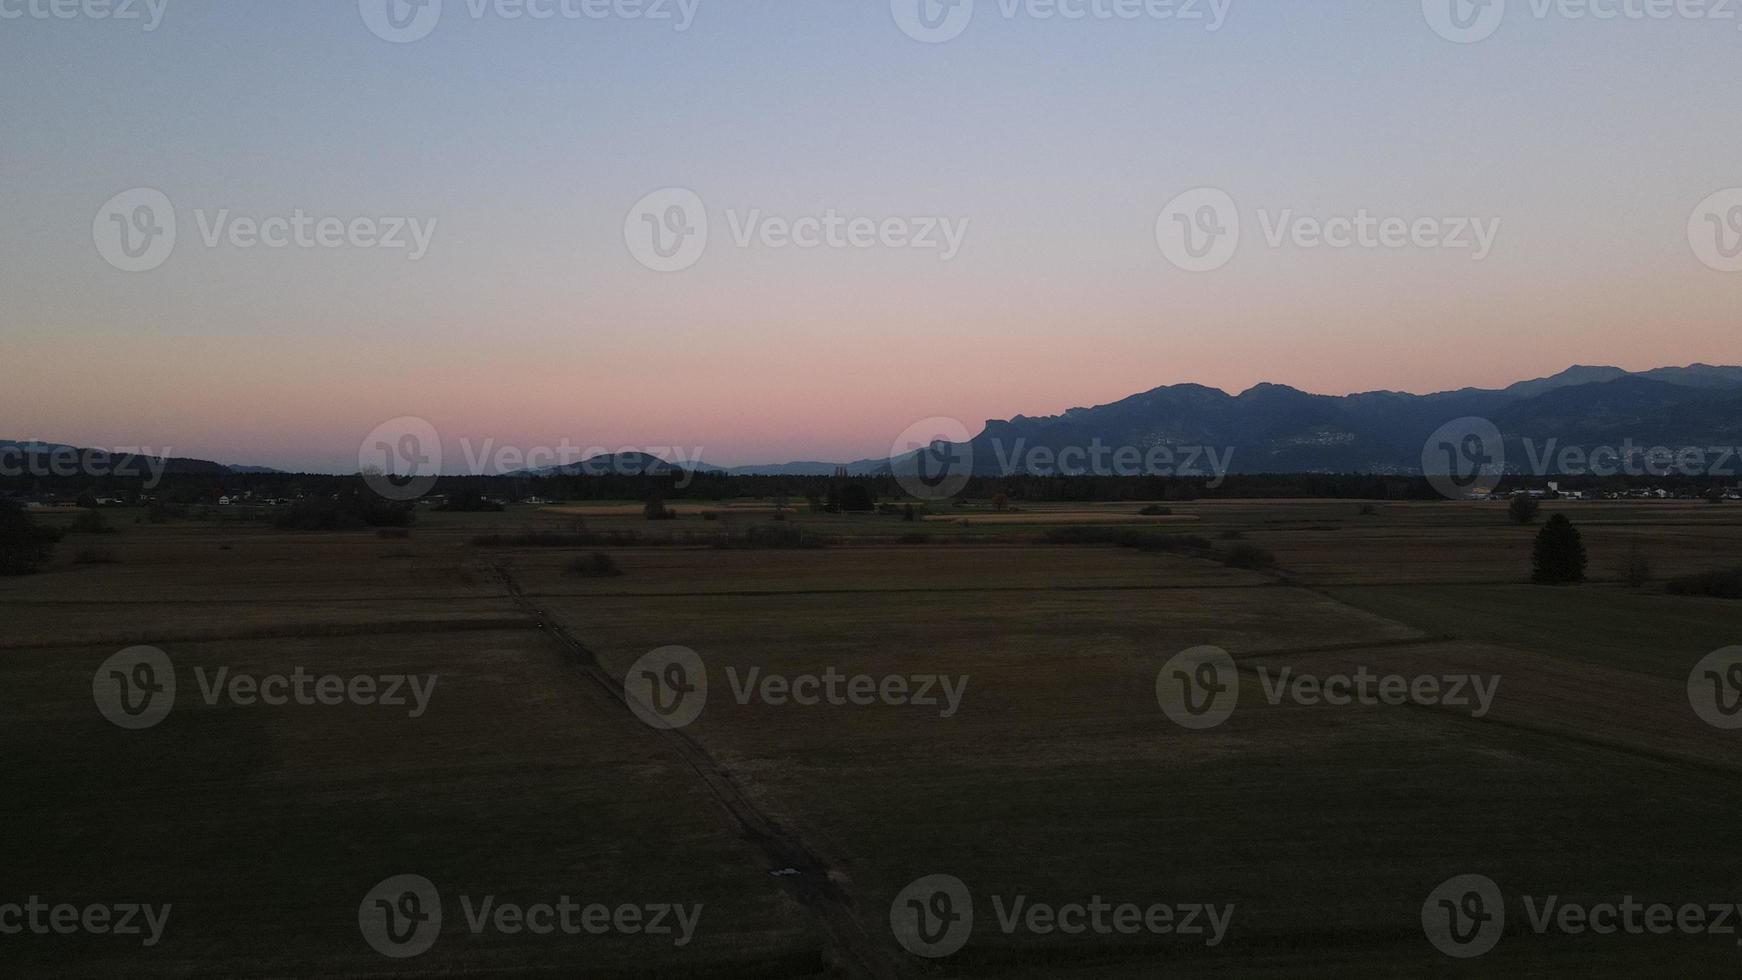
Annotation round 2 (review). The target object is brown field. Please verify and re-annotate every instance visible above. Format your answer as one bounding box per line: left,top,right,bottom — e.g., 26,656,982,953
921,512,1202,525
3,498,1741,977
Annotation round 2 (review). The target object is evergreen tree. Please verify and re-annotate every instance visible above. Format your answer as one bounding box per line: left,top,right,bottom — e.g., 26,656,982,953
1532,513,1587,584
0,501,60,576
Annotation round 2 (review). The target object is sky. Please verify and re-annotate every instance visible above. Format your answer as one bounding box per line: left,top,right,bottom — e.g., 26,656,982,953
4,0,1740,472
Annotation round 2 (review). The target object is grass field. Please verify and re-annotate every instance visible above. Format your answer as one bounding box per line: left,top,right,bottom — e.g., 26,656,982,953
3,498,1740,976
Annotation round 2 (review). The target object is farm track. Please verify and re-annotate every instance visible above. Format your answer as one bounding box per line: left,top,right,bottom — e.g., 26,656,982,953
1268,575,1742,783
493,563,914,980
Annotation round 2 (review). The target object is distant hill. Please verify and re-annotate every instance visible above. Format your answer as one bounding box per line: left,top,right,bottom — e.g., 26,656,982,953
0,441,274,477
927,365,1742,477
511,452,715,478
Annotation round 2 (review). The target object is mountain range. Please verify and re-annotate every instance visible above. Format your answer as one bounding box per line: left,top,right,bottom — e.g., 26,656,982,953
920,363,1742,477
11,364,1742,479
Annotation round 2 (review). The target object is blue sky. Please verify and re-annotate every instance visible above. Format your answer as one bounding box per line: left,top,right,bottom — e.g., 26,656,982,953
4,1,1740,470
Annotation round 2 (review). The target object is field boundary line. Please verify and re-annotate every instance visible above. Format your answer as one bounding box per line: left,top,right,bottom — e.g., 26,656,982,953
0,617,536,651
492,563,914,980
511,582,1277,600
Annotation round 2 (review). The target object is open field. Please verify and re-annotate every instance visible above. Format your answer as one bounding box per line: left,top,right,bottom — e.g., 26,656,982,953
4,499,1741,976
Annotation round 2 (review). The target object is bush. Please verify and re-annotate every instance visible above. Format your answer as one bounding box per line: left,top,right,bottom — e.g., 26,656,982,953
1221,544,1277,570
564,552,624,578
1139,505,1172,516
1531,513,1587,584
73,547,118,565
1041,526,1211,553
1617,546,1652,589
436,492,504,513
0,502,60,575
68,510,115,534
276,494,415,530
1666,568,1742,599
644,497,677,521
1358,504,1379,516
1509,495,1541,525
841,485,876,512
377,528,411,539
472,527,652,548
